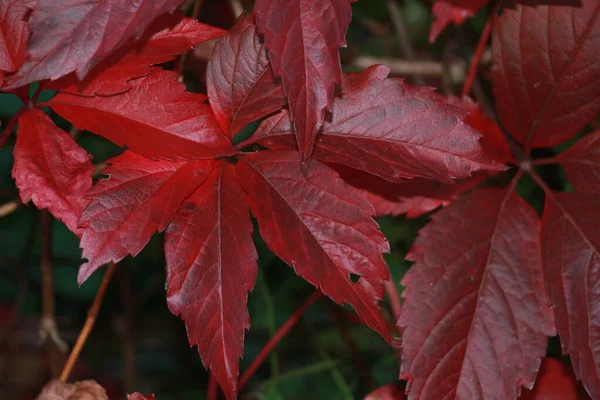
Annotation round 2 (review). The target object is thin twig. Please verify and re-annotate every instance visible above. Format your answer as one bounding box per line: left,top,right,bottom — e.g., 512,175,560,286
461,14,493,97
352,56,465,83
177,0,205,82
383,280,402,322
59,262,118,382
238,290,321,391
40,211,67,379
230,0,244,18
386,0,423,84
0,199,21,218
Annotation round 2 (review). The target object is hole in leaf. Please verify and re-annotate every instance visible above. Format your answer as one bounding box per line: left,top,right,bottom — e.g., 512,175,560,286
349,273,361,284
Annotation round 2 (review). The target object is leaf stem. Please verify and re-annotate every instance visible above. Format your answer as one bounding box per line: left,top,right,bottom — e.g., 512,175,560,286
59,262,117,382
461,13,493,97
0,106,27,149
530,157,559,167
238,290,321,391
208,372,219,400
384,280,402,322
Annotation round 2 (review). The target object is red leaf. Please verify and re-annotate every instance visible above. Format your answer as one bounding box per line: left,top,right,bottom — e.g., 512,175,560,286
206,13,285,137
78,151,213,283
165,163,257,400
51,12,226,96
400,188,555,399
429,0,488,43
542,192,600,398
4,0,185,89
0,0,28,76
253,66,502,183
128,393,156,400
49,70,235,160
520,358,585,400
555,130,600,194
364,382,406,400
236,150,391,339
491,0,600,149
12,109,93,236
254,0,352,162
37,379,108,400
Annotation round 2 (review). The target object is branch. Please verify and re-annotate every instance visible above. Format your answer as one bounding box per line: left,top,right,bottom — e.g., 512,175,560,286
386,0,423,84
352,56,465,83
177,0,205,82
59,262,118,382
238,290,321,391
0,198,22,218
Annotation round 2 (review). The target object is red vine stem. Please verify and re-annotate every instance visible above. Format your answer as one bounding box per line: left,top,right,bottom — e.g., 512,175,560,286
384,280,402,322
238,290,321,391
0,106,27,149
461,12,493,97
59,262,117,382
531,157,560,167
208,372,219,400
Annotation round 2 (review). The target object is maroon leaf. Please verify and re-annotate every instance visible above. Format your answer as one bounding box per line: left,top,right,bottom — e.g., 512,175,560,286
520,358,585,400
206,13,285,137
364,383,406,400
49,70,235,160
252,66,502,183
555,130,600,194
12,109,93,235
429,0,489,43
236,150,390,339
542,192,600,398
492,0,600,150
0,0,28,77
4,0,185,89
78,151,213,283
165,162,257,400
51,12,226,96
400,188,555,399
254,0,352,162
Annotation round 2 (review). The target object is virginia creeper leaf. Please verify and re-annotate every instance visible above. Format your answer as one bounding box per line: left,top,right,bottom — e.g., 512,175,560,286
252,66,502,183
365,383,407,400
4,0,185,89
165,163,257,400
542,192,600,398
429,0,488,43
128,394,155,400
78,151,213,283
12,109,93,236
555,130,600,194
254,0,352,162
400,188,555,399
492,0,600,149
206,13,285,137
0,0,28,76
49,70,235,160
37,379,108,400
51,12,226,96
236,150,391,339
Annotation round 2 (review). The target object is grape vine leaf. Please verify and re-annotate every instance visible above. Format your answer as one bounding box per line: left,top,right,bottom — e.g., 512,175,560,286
12,109,93,236
206,13,285,137
251,66,503,183
4,0,186,89
78,151,214,283
49,70,236,160
50,12,226,96
491,0,600,150
0,0,29,83
399,188,555,399
542,193,600,398
254,0,352,163
236,150,391,339
165,162,257,400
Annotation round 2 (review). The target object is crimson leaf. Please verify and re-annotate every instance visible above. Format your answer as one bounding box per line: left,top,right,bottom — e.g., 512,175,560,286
252,66,501,183
491,0,600,150
429,0,488,43
49,70,235,160
542,192,600,398
4,0,185,89
206,13,285,137
78,151,213,283
0,0,28,81
555,130,600,194
165,162,257,400
235,150,391,339
399,188,555,399
254,0,352,162
51,12,226,96
12,109,93,236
